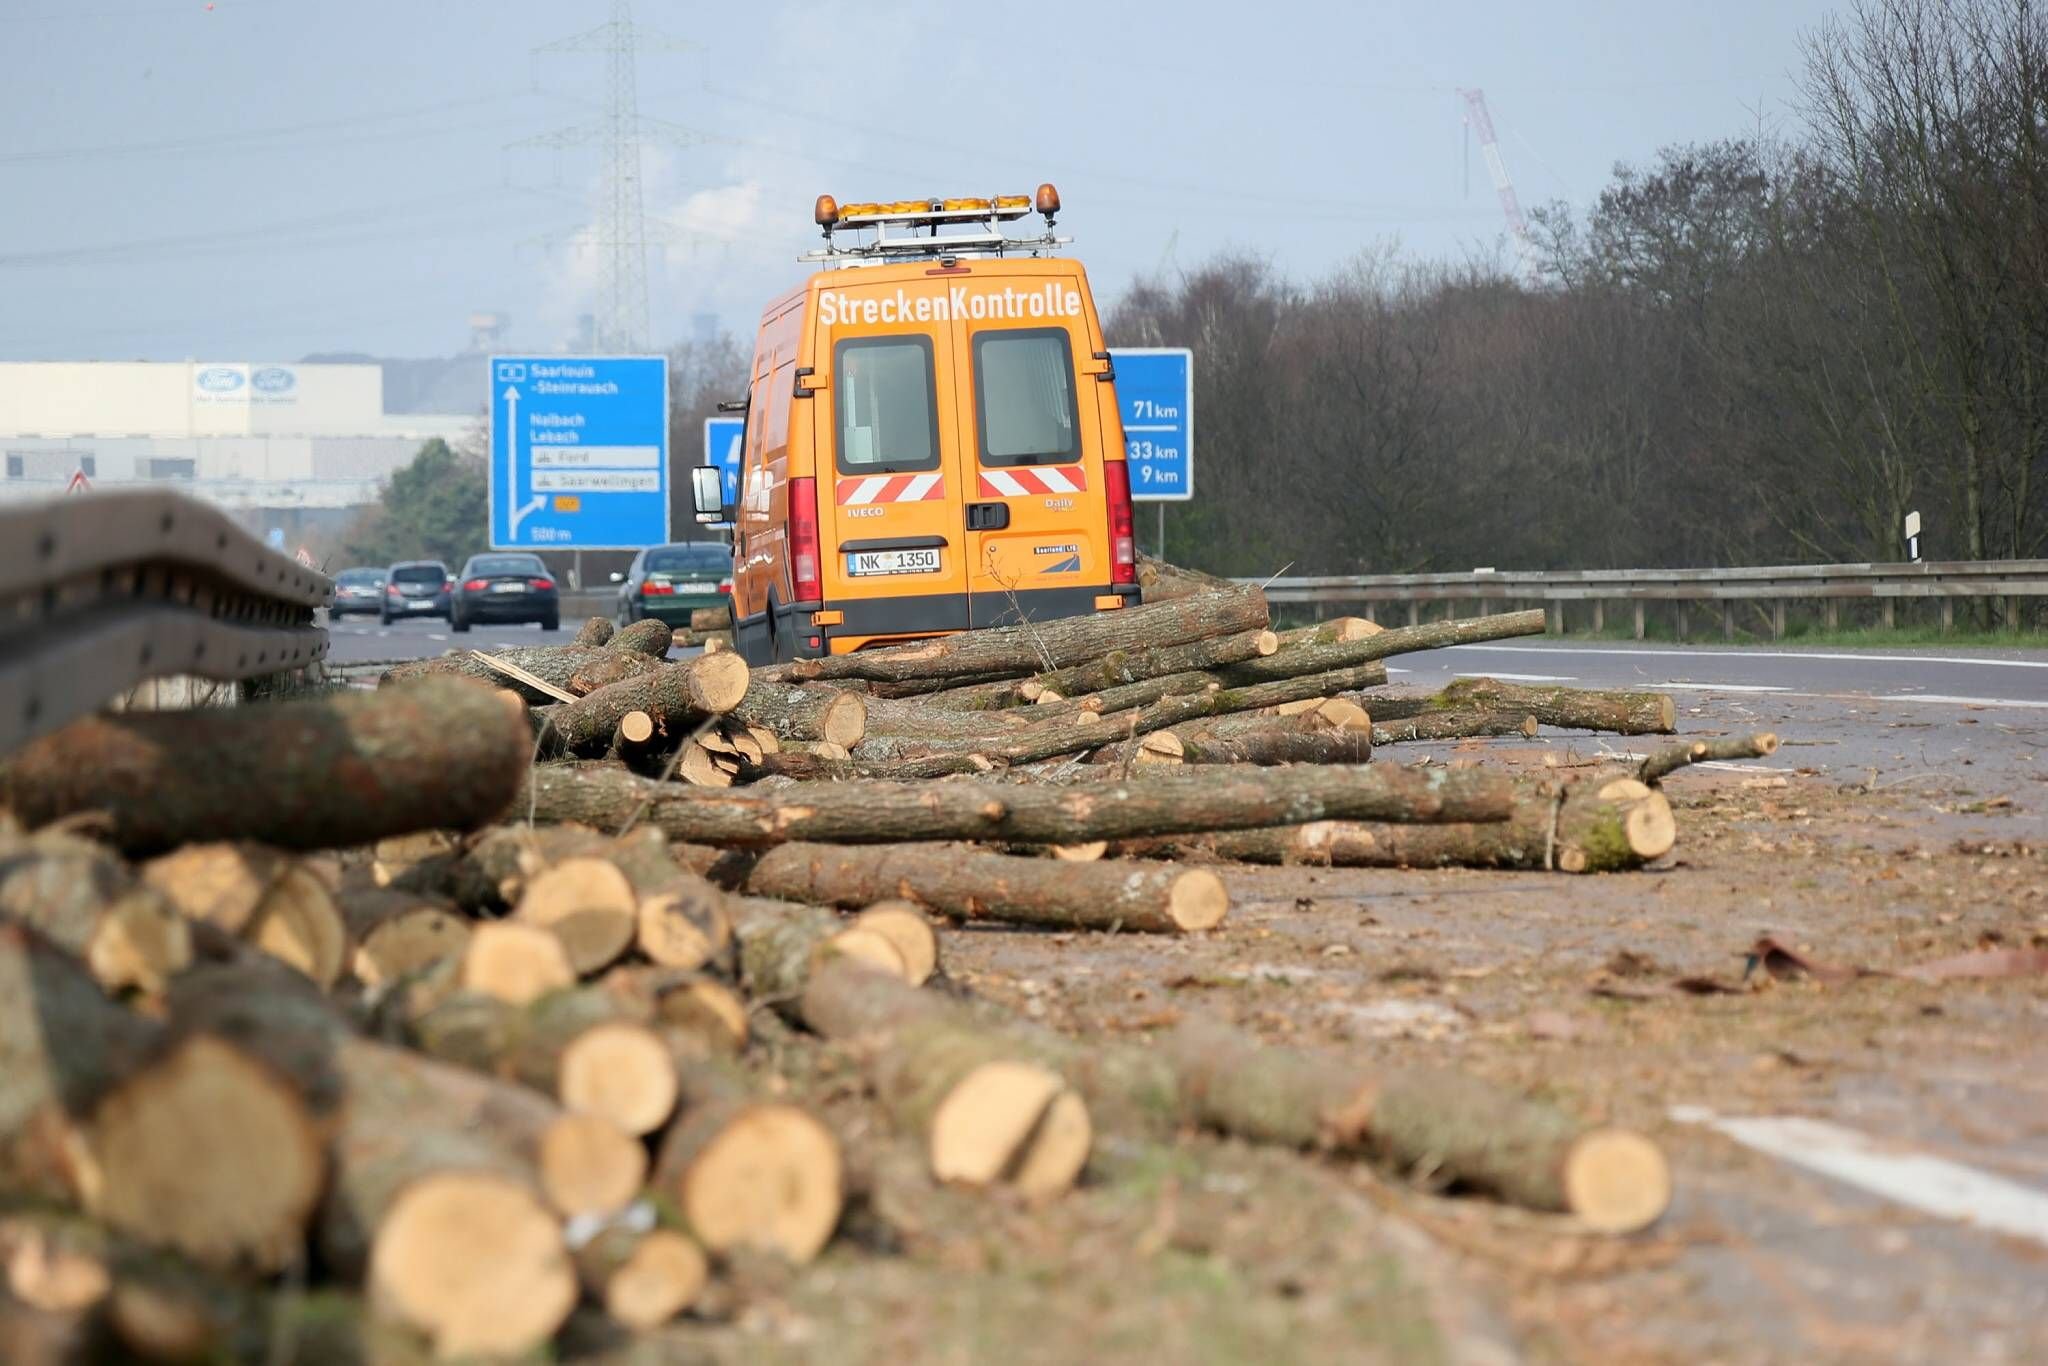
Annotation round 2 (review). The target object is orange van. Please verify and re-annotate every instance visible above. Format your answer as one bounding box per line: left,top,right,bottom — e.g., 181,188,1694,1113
690,186,1139,663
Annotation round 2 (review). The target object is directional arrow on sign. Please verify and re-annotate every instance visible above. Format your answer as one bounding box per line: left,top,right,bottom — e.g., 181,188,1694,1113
502,385,545,538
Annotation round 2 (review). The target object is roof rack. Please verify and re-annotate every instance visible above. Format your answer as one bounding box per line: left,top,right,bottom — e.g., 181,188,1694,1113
800,185,1071,268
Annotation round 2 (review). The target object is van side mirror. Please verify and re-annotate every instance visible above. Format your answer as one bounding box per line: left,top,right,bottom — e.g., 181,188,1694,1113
691,465,733,524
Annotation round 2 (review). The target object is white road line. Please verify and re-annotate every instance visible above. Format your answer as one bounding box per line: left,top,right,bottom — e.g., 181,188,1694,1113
1447,643,2048,670
1656,682,1792,693
427,633,447,642
1877,692,2048,710
1671,1107,2048,1247
1454,671,1576,683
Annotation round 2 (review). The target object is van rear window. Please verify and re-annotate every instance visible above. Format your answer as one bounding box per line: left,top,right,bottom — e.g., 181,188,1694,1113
973,329,1078,467
834,337,938,474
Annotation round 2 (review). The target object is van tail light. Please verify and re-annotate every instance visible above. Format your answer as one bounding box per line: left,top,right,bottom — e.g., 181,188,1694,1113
789,476,823,603
1104,461,1137,585
530,578,554,591
462,578,488,592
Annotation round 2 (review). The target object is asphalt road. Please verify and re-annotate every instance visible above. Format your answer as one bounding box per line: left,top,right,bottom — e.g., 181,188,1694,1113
321,612,575,664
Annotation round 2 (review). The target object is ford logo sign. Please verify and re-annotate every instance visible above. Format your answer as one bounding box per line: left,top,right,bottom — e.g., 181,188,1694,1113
195,366,245,393
251,366,296,394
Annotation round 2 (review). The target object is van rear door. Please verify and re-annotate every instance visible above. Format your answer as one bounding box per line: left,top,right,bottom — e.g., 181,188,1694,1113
954,283,1109,627
814,280,970,639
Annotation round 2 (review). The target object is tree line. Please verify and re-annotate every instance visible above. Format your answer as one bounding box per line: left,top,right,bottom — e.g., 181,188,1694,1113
1112,0,2048,579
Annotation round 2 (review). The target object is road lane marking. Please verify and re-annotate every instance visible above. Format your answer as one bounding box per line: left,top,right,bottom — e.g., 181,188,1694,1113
1656,682,1791,693
1671,1107,2048,1247
1876,693,2048,710
427,634,447,641
1447,644,2048,669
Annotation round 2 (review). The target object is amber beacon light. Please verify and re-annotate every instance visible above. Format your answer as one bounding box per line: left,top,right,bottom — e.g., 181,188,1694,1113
813,194,840,231
1035,182,1061,221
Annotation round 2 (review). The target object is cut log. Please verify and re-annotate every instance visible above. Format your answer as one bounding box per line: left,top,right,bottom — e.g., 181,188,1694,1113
344,892,471,987
750,750,997,782
567,649,666,697
1211,609,1548,687
690,607,732,633
650,1061,842,1264
1371,712,1539,745
745,725,781,756
461,922,575,1005
573,617,615,648
1274,617,1380,646
371,829,459,888
0,923,160,1203
514,858,638,974
748,843,1227,935
0,679,530,856
1116,782,1677,873
702,633,732,654
245,863,349,988
605,830,733,974
1425,677,1675,734
543,653,751,758
608,710,658,760
775,583,1268,684
537,1111,646,1221
732,897,910,1013
1163,1016,1669,1232
380,642,618,701
730,681,869,748
1178,726,1374,766
529,759,1511,848
851,901,940,986
138,843,282,935
1135,553,1235,602
610,617,674,658
0,832,191,993
411,823,610,915
801,960,1090,1197
1639,732,1781,784
509,990,679,1137
574,1223,707,1330
1005,627,1279,704
597,966,750,1057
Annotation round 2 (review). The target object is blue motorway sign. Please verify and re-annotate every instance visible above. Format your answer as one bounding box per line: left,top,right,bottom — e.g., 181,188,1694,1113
490,355,670,549
703,416,744,528
1108,347,1193,501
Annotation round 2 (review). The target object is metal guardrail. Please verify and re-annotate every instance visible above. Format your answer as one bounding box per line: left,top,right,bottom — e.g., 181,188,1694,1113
0,490,331,752
1246,560,2048,638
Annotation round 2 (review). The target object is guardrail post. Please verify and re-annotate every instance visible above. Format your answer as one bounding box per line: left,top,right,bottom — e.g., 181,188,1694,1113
1633,601,1645,641
1546,602,1562,635
1826,600,1839,632
1362,601,1376,625
1676,602,1689,643
1721,605,1733,641
1941,599,1953,634
1406,601,1419,628
1883,599,1895,630
1592,600,1604,634
1772,600,1786,641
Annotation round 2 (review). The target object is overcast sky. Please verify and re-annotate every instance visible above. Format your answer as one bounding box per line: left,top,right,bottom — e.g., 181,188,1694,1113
1,0,1835,364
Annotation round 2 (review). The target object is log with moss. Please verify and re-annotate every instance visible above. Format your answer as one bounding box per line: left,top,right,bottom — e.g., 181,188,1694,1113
1357,677,1676,734
1370,712,1539,745
541,653,751,758
1134,552,1236,603
1003,627,1280,704
0,678,531,856
747,842,1229,935
1210,609,1547,687
528,759,1511,848
728,679,869,748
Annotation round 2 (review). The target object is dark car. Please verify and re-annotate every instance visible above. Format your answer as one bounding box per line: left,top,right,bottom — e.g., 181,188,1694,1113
450,553,559,633
329,566,385,617
612,542,731,627
380,560,452,624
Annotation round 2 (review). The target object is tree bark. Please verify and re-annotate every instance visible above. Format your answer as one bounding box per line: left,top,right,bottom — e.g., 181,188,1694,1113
1163,1017,1669,1232
649,1059,843,1264
1357,678,1675,734
746,842,1228,934
566,649,666,697
1006,628,1279,704
0,679,531,856
380,644,608,700
773,583,1268,684
1639,732,1781,784
1211,609,1547,687
572,617,615,648
1115,780,1677,873
1135,553,1236,603
730,896,914,1012
605,829,735,975
541,654,750,758
690,606,732,633
528,760,1512,848
595,966,750,1058
800,960,1092,1198
1176,727,1376,766
609,617,673,657
1370,712,1539,745
1274,617,1380,647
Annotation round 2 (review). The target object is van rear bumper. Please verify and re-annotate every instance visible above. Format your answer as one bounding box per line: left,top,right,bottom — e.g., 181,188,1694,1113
808,583,1132,653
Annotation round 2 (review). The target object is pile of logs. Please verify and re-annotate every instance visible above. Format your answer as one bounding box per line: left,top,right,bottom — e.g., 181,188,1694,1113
0,568,1765,1358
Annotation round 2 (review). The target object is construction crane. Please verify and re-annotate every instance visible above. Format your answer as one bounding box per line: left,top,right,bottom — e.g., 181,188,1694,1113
1459,88,1542,287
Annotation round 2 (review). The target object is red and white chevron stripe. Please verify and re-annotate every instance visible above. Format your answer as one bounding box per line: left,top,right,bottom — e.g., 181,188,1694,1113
834,472,946,505
976,465,1089,498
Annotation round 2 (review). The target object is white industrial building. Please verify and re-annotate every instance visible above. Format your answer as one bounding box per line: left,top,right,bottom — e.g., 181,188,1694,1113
0,361,475,520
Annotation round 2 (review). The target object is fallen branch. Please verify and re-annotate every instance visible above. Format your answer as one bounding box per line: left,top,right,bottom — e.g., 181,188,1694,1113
1638,733,1780,785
